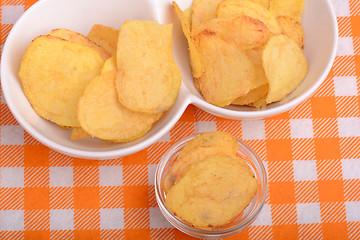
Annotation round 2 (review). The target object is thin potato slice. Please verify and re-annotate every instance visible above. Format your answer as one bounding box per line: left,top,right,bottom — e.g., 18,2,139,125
19,35,104,127
252,0,270,9
277,16,304,49
165,154,258,230
216,0,281,34
191,0,223,28
163,131,238,193
232,84,268,105
116,21,181,113
198,33,255,107
48,28,110,60
78,71,161,142
87,24,118,56
270,0,304,22
101,55,116,74
192,16,269,49
70,127,90,140
173,2,202,78
184,7,192,26
263,35,308,104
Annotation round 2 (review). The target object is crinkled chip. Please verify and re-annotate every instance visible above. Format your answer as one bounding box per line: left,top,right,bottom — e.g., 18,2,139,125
70,127,90,140
198,33,255,107
87,24,118,56
216,0,281,34
277,16,304,49
232,46,269,107
116,20,181,113
19,35,104,127
270,0,304,22
173,2,202,78
191,0,223,28
262,35,308,104
78,71,161,142
192,16,269,49
163,131,238,193
165,154,258,230
101,55,116,74
232,84,268,106
48,28,110,60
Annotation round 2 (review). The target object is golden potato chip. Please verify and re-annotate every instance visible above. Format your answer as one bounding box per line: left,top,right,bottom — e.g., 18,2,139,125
163,131,238,193
78,71,161,142
70,127,90,140
101,55,116,74
191,0,223,28
250,96,267,109
262,35,308,104
252,0,270,9
87,24,118,56
116,20,181,114
232,84,268,106
184,7,192,26
216,0,281,34
165,154,258,230
19,35,104,127
277,16,304,49
193,78,201,92
173,2,202,78
198,33,255,107
48,28,110,60
192,15,269,49
270,0,304,22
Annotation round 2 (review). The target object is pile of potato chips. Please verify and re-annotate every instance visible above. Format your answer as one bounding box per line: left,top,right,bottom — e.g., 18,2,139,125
19,21,181,142
173,0,308,108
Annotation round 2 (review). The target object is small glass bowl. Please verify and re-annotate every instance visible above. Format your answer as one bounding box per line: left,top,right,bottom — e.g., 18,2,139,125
155,134,268,239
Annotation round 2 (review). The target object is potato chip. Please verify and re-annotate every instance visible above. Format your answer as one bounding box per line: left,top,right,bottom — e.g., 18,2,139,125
197,33,255,107
192,16,269,49
163,131,238,193
184,7,192,26
232,84,268,105
70,127,90,140
262,35,308,104
270,0,304,22
173,2,202,78
48,28,110,60
165,154,258,230
78,71,161,142
116,20,181,114
19,35,104,127
87,24,118,56
216,0,281,34
252,0,270,9
277,16,304,49
101,55,116,74
191,0,223,28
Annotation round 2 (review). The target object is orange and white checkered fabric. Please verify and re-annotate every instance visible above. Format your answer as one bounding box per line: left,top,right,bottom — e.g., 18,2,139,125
1,0,360,239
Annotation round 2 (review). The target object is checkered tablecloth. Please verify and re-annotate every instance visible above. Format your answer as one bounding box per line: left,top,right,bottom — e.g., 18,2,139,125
1,0,360,239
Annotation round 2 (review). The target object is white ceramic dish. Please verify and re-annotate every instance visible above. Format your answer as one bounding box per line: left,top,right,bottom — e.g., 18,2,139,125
1,0,337,159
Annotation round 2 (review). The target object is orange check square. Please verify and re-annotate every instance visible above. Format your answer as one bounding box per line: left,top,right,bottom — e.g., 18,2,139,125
123,186,149,208
25,0,39,10
322,222,348,240
74,187,99,209
178,105,195,122
122,150,148,165
314,138,341,160
273,224,298,240
24,187,49,210
311,97,337,118
74,230,100,240
175,229,196,240
24,230,50,240
351,16,360,37
24,145,49,167
266,139,292,161
269,182,296,204
125,229,150,240
318,180,344,202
